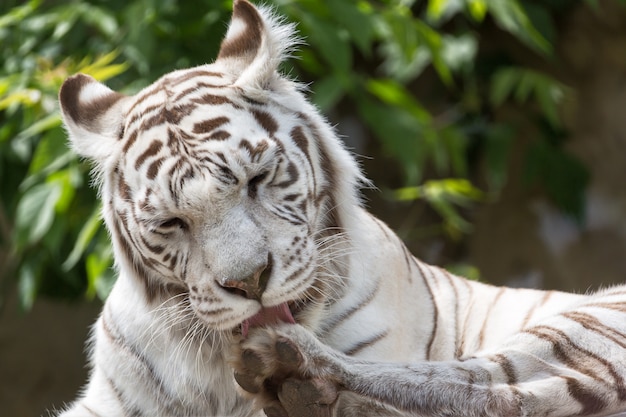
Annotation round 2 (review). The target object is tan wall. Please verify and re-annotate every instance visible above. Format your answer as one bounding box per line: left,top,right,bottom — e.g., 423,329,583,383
0,295,100,417
470,2,626,292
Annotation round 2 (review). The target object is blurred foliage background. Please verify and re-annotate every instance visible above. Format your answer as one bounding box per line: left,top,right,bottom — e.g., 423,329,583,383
0,0,616,311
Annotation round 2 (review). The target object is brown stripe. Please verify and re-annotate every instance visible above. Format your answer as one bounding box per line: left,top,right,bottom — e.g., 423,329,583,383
414,260,438,359
268,205,305,226
197,307,232,316
122,129,139,153
525,325,616,384
564,376,607,414
291,125,318,198
298,117,337,228
252,109,279,136
207,130,231,140
371,216,392,240
164,103,196,124
562,311,626,349
59,74,125,129
521,290,554,329
586,302,626,314
100,314,168,399
117,171,132,201
191,94,235,107
127,103,162,129
603,288,626,297
561,312,626,400
440,267,460,355
167,253,178,269
320,279,380,334
344,330,389,356
217,0,263,60
134,140,163,170
167,70,223,85
81,404,102,417
478,287,506,350
456,278,474,358
138,234,165,255
275,161,299,188
126,84,164,117
105,376,143,417
193,116,229,134
284,257,313,282
138,111,166,132
400,243,414,283
146,157,165,180
111,213,159,302
491,353,517,384
172,81,227,102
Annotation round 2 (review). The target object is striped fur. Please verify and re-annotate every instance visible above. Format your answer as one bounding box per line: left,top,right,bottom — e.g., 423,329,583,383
56,1,626,416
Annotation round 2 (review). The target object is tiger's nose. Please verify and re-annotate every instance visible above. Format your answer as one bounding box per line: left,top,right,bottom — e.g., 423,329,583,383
218,255,272,301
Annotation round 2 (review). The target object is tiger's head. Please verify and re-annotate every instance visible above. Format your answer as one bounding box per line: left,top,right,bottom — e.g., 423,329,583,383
59,0,363,333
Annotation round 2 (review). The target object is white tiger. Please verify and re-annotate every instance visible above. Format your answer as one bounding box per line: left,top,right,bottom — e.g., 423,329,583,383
55,1,626,416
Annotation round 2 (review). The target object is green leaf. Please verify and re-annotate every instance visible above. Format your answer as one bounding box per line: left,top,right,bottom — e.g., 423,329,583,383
85,243,114,300
51,7,78,41
0,89,41,111
394,179,483,238
486,0,551,54
490,67,520,106
312,76,346,112
467,0,488,22
327,0,374,57
301,14,352,73
47,170,77,213
14,182,62,247
490,67,567,127
415,20,453,86
445,263,481,281
14,113,62,144
395,179,483,203
17,262,38,311
441,127,468,177
366,78,432,123
358,97,427,183
427,0,449,22
379,10,427,81
79,4,119,37
440,33,478,73
514,70,536,103
78,51,129,82
62,207,102,272
0,0,41,29
535,80,565,129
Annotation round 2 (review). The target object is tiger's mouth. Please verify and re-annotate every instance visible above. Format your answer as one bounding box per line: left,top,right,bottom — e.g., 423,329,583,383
240,299,309,337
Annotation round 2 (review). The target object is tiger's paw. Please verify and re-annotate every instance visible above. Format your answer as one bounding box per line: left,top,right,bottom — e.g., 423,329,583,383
232,325,340,417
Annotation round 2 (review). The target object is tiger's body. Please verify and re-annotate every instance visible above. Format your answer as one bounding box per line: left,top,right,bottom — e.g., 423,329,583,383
56,1,626,416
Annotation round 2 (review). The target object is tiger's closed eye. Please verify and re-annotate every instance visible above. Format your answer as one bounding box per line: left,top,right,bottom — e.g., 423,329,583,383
248,172,268,198
158,217,188,230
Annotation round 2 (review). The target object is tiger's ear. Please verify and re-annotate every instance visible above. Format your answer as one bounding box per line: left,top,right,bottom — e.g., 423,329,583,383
59,73,128,163
216,0,296,89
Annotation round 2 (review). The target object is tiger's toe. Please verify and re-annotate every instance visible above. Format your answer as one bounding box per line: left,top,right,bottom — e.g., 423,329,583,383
278,378,338,417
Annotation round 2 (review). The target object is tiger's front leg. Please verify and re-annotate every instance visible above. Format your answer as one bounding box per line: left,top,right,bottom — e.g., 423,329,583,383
233,324,526,417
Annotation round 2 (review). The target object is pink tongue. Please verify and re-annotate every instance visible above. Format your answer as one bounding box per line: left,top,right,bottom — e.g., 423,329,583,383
241,303,295,338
